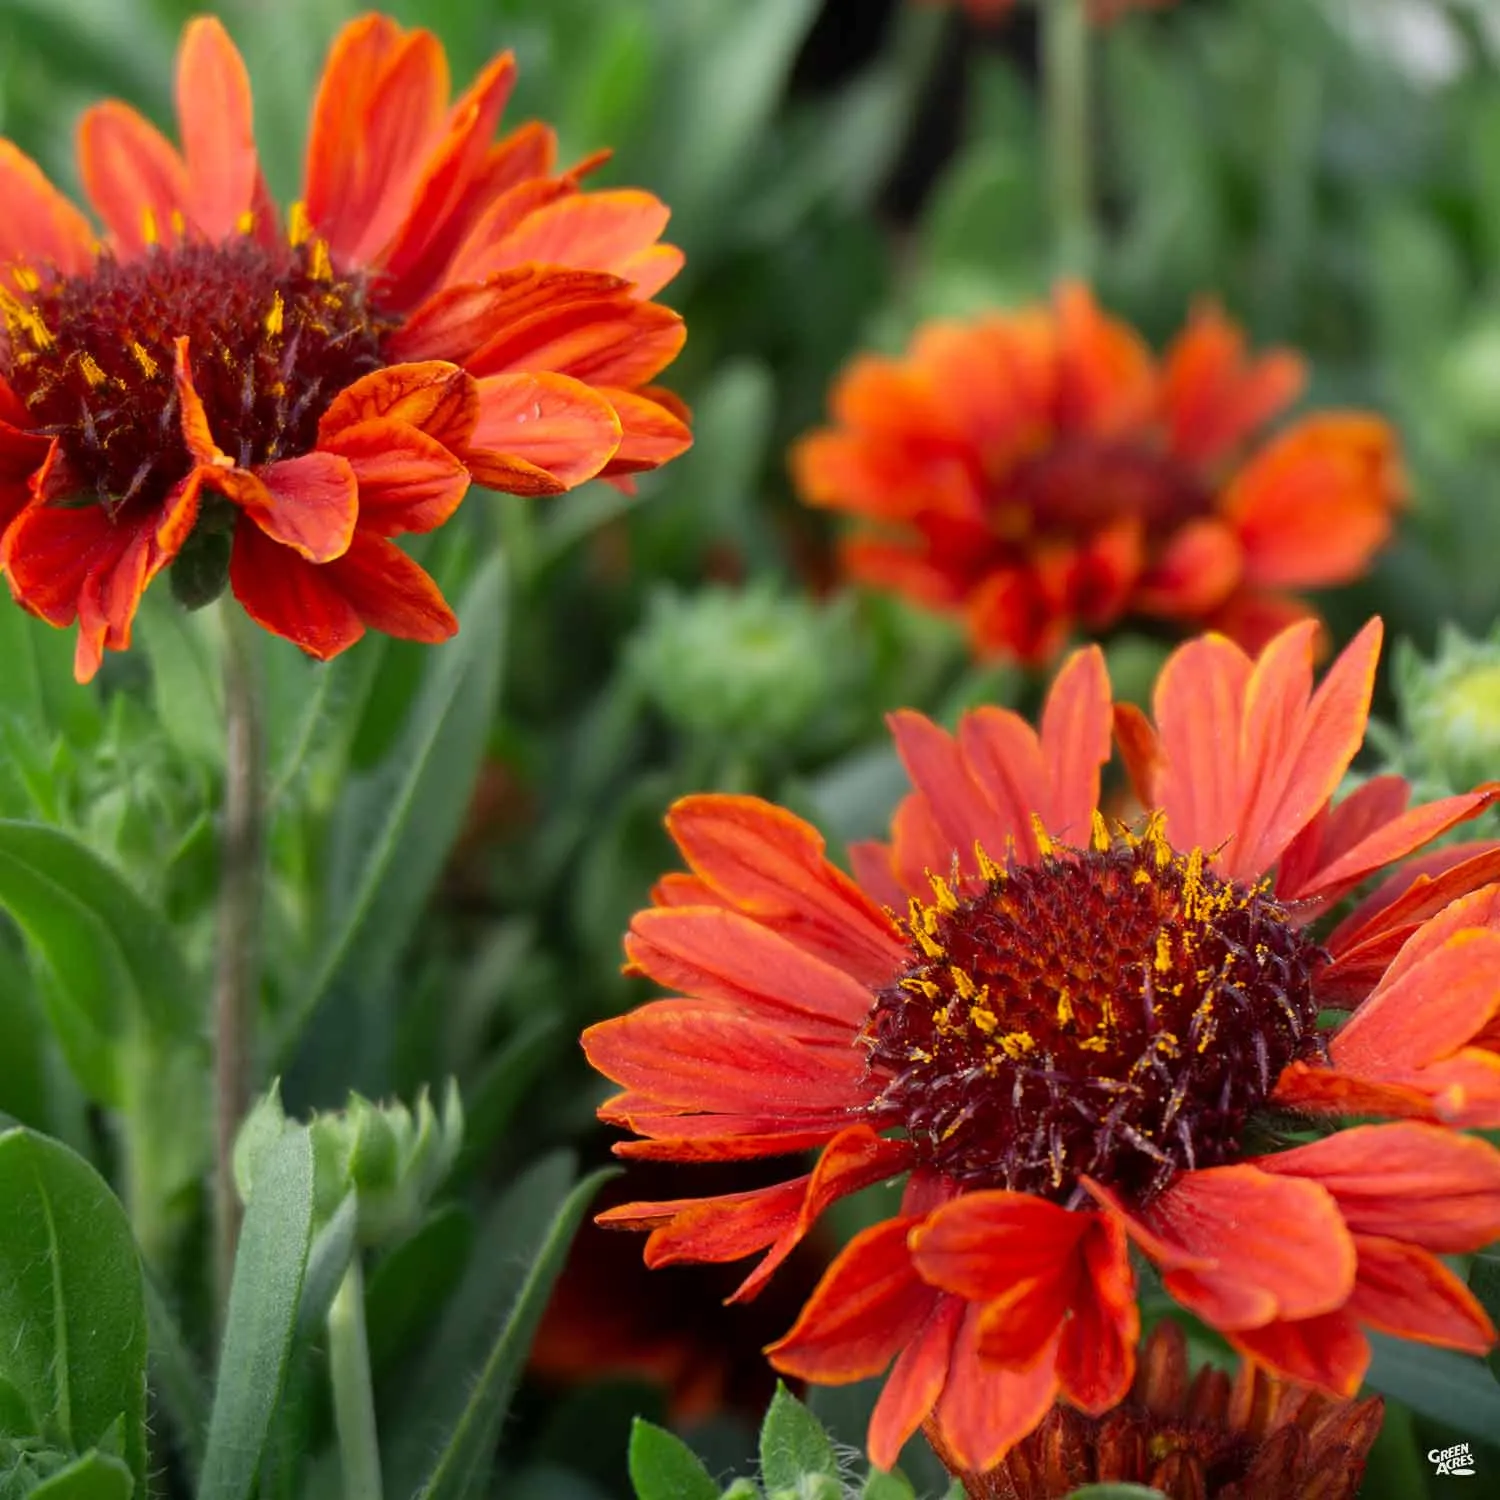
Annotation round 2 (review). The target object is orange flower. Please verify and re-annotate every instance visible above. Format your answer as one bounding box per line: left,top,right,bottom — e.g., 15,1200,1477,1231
583,619,1500,1472
792,287,1399,664
933,1318,1382,1500
0,14,690,679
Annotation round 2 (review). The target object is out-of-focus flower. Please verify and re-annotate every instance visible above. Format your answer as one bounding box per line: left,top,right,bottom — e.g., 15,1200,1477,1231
0,15,690,680
584,619,1500,1471
531,1163,832,1423
626,584,859,753
792,286,1400,664
933,1318,1382,1500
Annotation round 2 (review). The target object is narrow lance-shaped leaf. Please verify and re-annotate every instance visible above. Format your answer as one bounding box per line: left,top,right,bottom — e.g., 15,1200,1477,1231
414,1168,618,1500
289,555,506,1050
199,1127,316,1500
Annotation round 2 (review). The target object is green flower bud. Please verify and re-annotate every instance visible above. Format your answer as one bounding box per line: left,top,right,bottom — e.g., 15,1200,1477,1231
1439,310,1500,442
627,584,857,752
235,1080,463,1247
1389,623,1500,798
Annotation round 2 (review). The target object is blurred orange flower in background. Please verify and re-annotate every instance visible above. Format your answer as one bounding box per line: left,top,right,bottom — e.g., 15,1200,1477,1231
584,619,1500,1472
936,1319,1382,1500
0,14,690,680
792,286,1400,664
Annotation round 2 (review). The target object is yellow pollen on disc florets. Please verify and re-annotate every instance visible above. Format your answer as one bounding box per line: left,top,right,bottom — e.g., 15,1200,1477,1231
862,819,1325,1204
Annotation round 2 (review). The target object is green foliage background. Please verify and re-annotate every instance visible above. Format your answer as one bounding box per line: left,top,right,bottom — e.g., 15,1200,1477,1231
1,0,1499,1496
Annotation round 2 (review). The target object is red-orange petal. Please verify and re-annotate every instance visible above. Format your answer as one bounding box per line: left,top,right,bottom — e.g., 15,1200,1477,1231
624,906,874,1034
1226,1308,1370,1398
1347,1234,1497,1353
387,267,628,365
889,709,1017,870
867,1295,963,1472
318,361,480,450
909,1191,1089,1302
373,50,519,304
1226,618,1382,882
1151,630,1254,855
1332,928,1500,1074
229,516,363,659
0,142,95,283
76,101,190,257
766,1215,940,1383
322,531,458,644
598,1178,806,1268
308,21,449,262
1140,1165,1356,1330
467,371,622,488
482,189,674,284
580,1004,868,1116
1037,643,1112,840
1056,1214,1138,1414
1136,516,1244,618
933,1309,1061,1473
731,1124,914,1303
663,794,907,984
176,16,258,239
1161,301,1304,469
320,419,469,537
1254,1121,1500,1252
467,295,686,387
220,451,358,563
597,386,693,474
1225,415,1401,590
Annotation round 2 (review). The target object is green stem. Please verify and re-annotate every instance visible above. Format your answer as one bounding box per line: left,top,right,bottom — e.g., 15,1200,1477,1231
213,601,264,1318
328,1256,384,1500
1043,0,1096,276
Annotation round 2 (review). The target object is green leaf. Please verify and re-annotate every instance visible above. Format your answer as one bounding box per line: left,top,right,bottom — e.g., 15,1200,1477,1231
365,1204,475,1376
295,1193,358,1336
0,1128,148,1493
664,0,821,237
626,1419,718,1500
413,1167,616,1500
136,596,223,767
291,556,506,1046
0,603,101,749
383,1153,576,1496
1063,1488,1169,1500
0,821,197,1103
199,1127,316,1500
25,1449,134,1500
1365,1332,1500,1437
760,1384,838,1490
142,1272,209,1488
1467,1251,1500,1382
862,1473,916,1500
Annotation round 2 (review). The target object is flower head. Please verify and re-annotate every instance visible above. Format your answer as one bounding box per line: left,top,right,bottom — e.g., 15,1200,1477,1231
792,287,1399,664
935,1319,1382,1500
583,618,1500,1471
0,14,690,679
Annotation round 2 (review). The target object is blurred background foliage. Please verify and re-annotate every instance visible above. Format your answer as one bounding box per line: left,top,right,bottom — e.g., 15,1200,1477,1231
2,0,1500,1496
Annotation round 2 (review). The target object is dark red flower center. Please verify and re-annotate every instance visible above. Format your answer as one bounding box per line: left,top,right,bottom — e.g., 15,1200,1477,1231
997,441,1213,540
2,234,392,513
863,819,1324,1205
